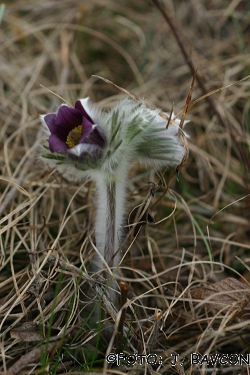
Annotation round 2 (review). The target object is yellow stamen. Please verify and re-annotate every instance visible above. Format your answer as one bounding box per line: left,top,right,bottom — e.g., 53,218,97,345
66,125,82,148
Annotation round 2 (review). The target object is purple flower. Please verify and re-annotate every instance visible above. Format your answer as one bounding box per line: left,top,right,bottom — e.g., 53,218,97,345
43,99,106,159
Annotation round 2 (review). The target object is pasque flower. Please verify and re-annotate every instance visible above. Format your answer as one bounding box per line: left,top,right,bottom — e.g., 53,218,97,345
40,96,188,304
43,99,106,159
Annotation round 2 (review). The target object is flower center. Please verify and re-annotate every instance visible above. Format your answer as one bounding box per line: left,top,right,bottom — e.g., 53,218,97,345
65,125,82,148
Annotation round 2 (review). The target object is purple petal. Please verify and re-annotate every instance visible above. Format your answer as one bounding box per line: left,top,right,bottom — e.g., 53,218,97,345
75,100,94,124
49,134,69,152
56,105,82,132
79,117,94,142
44,114,57,133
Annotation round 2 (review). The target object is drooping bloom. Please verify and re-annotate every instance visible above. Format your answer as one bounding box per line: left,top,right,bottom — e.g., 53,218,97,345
41,99,106,165
40,96,188,304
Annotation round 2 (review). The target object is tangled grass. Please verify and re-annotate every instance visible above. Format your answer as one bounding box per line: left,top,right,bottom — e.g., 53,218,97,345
1,1,250,374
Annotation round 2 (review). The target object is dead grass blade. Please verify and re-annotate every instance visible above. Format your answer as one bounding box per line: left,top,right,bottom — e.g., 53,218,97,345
152,0,250,173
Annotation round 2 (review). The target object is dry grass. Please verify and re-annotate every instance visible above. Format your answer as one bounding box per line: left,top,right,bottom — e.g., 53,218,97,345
1,1,250,374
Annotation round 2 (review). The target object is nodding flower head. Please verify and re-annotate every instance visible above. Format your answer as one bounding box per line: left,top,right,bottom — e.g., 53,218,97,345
41,98,106,167
40,96,188,180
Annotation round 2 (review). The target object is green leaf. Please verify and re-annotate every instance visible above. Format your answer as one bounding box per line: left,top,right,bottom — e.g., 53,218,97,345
42,153,65,161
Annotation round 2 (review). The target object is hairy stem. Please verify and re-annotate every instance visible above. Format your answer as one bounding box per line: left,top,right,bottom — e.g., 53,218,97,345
93,170,127,297
104,181,116,267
